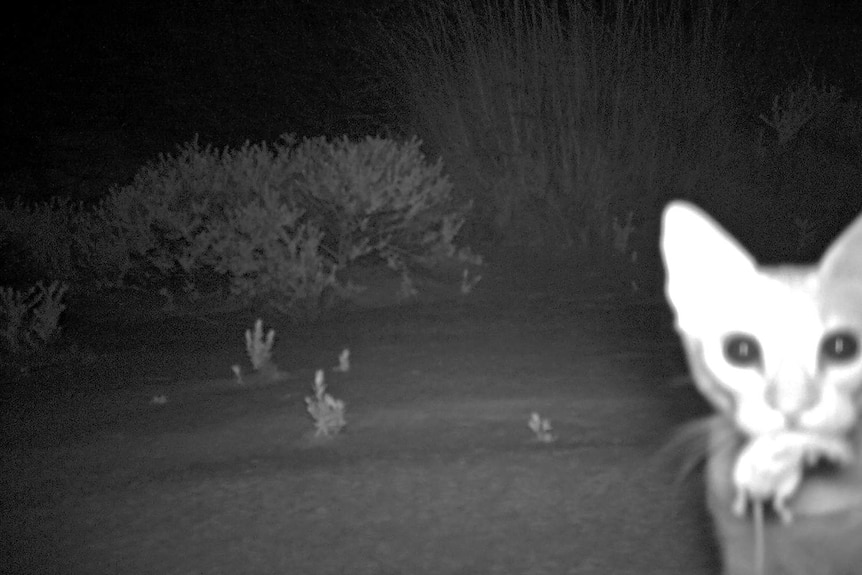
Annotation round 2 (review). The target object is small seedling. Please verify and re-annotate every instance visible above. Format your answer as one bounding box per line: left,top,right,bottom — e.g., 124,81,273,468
231,364,244,385
333,348,350,373
758,80,840,146
460,268,482,295
528,412,556,443
150,395,168,405
305,369,346,437
398,272,418,300
245,318,275,371
240,318,288,383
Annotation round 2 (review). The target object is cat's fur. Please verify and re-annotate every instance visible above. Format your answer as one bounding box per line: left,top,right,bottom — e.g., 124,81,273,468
660,201,862,575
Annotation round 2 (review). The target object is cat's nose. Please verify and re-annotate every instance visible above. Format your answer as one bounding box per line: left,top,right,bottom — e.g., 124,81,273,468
765,380,818,419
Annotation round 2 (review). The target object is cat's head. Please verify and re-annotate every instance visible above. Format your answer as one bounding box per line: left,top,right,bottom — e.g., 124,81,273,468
661,201,862,439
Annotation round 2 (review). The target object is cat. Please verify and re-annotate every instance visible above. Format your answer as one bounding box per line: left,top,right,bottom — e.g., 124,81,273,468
660,201,862,575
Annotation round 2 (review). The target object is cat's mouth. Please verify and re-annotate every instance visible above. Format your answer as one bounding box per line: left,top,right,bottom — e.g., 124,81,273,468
794,458,862,516
801,452,851,480
697,416,862,519
755,423,862,517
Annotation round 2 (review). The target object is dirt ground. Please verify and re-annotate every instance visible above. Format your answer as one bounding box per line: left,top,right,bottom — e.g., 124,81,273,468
0,256,722,575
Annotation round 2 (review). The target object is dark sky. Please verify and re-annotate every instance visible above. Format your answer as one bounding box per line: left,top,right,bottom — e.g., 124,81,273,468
4,1,861,140
2,2,381,138
1,0,860,202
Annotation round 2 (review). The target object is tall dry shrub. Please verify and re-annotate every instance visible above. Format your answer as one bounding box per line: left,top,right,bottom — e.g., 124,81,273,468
382,0,738,251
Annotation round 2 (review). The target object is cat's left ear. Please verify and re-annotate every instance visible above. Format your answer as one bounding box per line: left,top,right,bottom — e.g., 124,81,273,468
661,201,759,335
819,210,862,281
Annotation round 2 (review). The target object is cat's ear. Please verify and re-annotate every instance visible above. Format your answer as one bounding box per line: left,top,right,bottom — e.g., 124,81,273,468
661,201,758,332
818,210,862,282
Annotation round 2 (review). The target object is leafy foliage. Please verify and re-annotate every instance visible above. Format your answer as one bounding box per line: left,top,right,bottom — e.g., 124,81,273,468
289,135,470,270
0,281,67,355
0,135,474,319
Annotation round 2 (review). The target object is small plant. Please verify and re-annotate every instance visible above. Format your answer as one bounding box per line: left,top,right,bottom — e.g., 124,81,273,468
306,369,347,437
460,268,482,295
0,280,68,355
759,80,842,146
231,364,244,385
333,348,350,373
239,318,287,383
528,412,556,443
245,318,275,370
398,272,418,301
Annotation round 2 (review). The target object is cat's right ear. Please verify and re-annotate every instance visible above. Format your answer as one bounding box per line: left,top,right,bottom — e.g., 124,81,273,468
818,209,862,282
661,201,758,331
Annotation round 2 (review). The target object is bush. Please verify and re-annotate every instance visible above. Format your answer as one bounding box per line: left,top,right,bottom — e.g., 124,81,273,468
1,134,475,318
102,134,470,303
0,197,131,289
0,197,83,285
198,185,338,317
288,135,471,270
0,280,67,356
92,136,298,290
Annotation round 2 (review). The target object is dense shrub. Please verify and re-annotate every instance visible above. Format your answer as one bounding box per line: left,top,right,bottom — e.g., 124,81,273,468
196,185,337,317
0,197,130,288
0,135,475,317
0,280,67,356
287,135,472,269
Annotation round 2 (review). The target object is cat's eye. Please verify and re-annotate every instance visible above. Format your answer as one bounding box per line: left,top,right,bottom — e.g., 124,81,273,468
723,334,762,367
820,331,859,363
